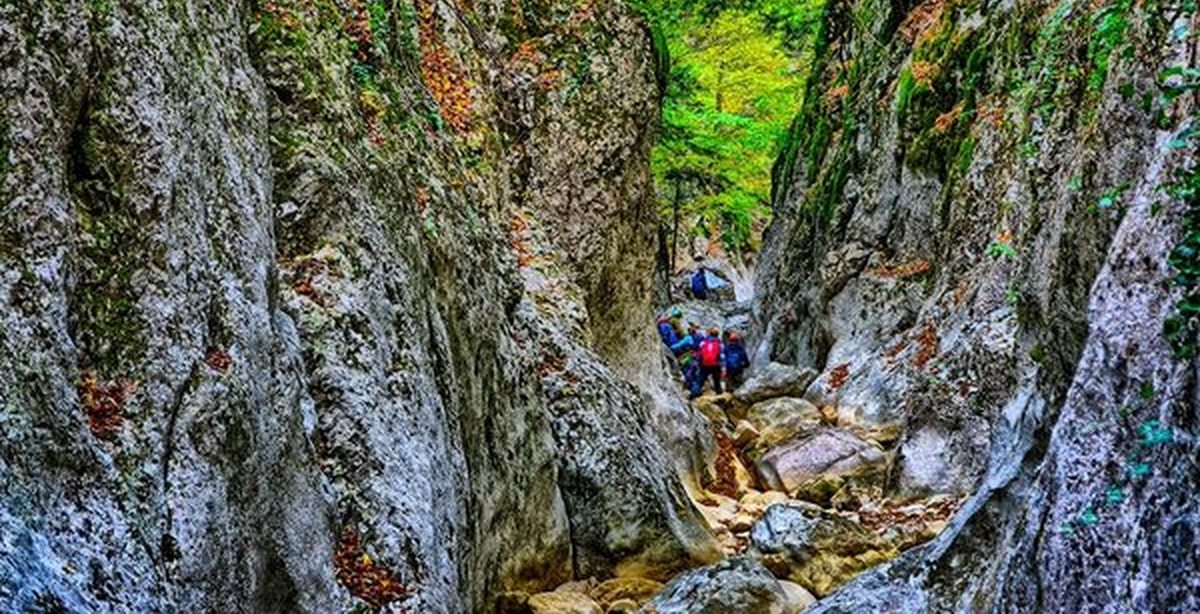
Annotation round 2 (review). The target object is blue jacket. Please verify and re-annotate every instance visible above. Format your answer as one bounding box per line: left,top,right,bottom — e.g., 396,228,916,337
725,342,749,372
671,334,697,355
657,320,679,347
691,270,708,299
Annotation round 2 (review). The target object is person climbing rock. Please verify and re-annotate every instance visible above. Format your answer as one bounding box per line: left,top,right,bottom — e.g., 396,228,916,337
724,331,749,389
691,266,708,300
697,327,724,395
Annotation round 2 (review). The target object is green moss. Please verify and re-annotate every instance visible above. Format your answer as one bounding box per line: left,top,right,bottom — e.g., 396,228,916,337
88,0,112,17
1086,0,1133,94
954,135,976,176
896,68,919,122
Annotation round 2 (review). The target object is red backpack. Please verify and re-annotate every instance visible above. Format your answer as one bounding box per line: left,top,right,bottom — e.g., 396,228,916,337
699,338,721,368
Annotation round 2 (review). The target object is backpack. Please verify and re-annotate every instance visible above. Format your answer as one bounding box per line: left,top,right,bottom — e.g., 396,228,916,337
699,338,721,368
657,321,678,347
691,271,707,297
725,343,749,371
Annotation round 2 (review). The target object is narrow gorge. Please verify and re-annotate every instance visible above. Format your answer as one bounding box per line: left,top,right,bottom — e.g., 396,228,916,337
0,1,1196,613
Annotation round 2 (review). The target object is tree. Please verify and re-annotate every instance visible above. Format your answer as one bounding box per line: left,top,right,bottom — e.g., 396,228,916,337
640,1,824,254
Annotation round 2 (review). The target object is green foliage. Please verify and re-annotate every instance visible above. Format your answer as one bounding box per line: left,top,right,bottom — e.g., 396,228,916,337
1086,0,1133,93
953,136,976,176
88,0,113,17
1137,420,1174,445
1161,65,1200,358
986,241,1017,259
896,68,919,123
1092,181,1131,214
1062,381,1177,535
640,0,824,251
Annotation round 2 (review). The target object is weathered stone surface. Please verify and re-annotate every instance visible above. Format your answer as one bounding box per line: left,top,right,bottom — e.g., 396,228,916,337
692,393,734,426
529,590,603,614
777,580,817,614
591,577,664,609
734,363,819,405
639,556,789,614
749,503,897,597
744,397,823,456
607,598,640,614
754,0,1199,610
732,420,762,448
755,429,887,495
0,0,707,611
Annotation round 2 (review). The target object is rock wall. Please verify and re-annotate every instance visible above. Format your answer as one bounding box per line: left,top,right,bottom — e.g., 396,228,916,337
0,1,714,612
755,0,1197,611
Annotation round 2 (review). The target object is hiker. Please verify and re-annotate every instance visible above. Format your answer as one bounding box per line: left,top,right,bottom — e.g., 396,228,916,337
671,323,700,356
672,323,704,398
724,331,749,389
697,327,723,394
656,315,679,348
690,266,708,300
683,355,703,399
667,307,683,341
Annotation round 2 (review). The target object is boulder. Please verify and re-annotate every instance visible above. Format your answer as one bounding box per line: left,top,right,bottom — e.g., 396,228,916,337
696,493,740,528
754,428,886,495
739,490,791,516
732,420,761,448
734,363,819,405
608,598,639,613
749,503,897,597
692,393,734,426
729,513,757,533
744,397,823,457
639,556,789,613
530,590,604,614
777,580,817,613
591,577,664,609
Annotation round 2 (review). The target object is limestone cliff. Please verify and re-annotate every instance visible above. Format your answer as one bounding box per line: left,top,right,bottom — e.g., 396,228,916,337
755,0,1198,611
0,1,715,612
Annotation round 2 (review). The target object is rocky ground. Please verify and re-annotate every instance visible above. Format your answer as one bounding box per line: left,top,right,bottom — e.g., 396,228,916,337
503,296,963,614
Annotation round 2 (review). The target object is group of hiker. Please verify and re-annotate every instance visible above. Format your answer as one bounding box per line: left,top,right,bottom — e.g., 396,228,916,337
656,307,750,399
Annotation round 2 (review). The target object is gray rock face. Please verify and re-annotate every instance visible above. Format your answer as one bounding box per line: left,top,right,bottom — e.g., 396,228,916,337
734,363,819,405
0,1,708,612
755,429,886,495
640,556,789,614
749,503,896,597
755,0,1199,611
744,396,823,455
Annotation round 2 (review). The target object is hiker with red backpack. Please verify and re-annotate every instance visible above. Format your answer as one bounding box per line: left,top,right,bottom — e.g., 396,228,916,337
697,327,724,395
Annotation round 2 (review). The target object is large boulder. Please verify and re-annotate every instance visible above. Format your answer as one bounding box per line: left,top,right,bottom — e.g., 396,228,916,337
734,363,819,405
639,556,790,614
755,428,887,495
777,580,817,613
749,503,897,597
744,397,823,457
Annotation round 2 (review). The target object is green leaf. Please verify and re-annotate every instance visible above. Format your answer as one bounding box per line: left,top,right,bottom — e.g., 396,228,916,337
1078,508,1100,526
986,242,1018,259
